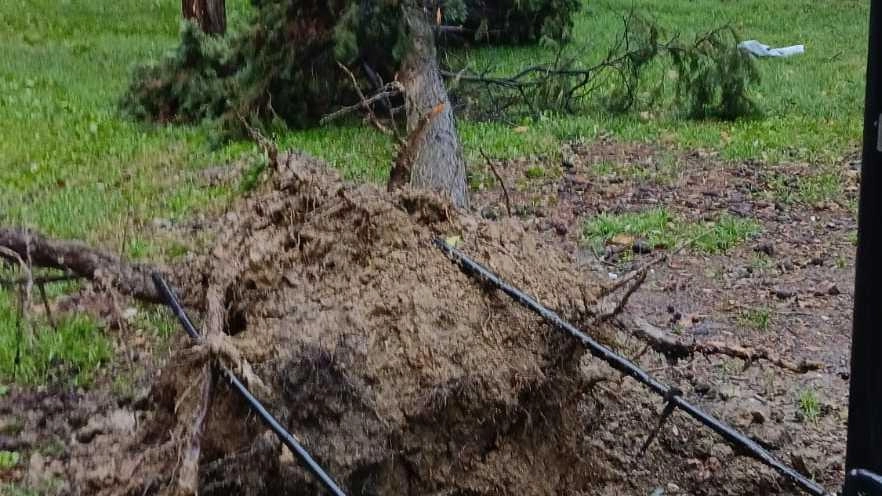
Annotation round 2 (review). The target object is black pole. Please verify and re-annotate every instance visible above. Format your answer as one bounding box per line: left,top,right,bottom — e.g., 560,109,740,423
846,0,882,487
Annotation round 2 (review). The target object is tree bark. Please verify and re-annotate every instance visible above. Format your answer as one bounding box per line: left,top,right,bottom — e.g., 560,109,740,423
398,5,469,209
182,0,226,35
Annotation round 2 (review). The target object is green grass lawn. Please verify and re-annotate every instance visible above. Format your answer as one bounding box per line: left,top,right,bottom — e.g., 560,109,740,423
0,0,869,389
462,0,868,163
0,0,868,244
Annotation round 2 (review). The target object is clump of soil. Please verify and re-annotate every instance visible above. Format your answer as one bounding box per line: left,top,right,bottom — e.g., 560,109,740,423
125,152,617,495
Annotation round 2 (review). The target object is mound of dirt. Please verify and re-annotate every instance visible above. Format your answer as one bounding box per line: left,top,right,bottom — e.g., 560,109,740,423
117,152,612,495
63,152,802,496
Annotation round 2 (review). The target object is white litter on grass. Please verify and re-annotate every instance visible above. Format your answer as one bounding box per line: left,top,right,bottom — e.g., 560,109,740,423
738,40,805,58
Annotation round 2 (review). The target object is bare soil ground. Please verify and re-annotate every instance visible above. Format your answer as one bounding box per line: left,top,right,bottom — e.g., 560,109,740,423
1,141,857,495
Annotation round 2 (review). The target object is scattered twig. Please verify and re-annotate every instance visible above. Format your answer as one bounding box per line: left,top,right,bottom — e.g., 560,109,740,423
598,253,667,298
330,62,397,135
320,81,403,126
1,245,33,342
628,317,823,373
0,273,82,288
594,268,648,324
479,149,512,217
237,114,279,171
37,283,56,329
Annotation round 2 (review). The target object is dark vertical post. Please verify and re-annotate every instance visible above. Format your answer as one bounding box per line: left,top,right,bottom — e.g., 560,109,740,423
846,0,882,485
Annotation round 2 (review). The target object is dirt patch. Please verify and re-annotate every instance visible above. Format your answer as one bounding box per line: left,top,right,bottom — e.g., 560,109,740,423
472,136,856,492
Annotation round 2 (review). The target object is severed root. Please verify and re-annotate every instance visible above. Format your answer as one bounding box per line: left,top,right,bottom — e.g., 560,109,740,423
628,317,823,373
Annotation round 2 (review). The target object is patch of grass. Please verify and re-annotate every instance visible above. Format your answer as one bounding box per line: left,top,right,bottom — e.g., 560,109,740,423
588,153,684,185
0,293,111,387
738,307,771,332
582,209,760,254
749,253,773,275
798,389,821,423
689,214,762,254
134,305,179,341
582,208,676,252
0,484,42,496
239,155,269,192
0,450,20,470
766,169,844,206
524,165,546,179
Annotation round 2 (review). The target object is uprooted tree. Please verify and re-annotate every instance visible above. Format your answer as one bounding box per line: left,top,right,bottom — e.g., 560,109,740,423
123,0,759,209
123,0,581,208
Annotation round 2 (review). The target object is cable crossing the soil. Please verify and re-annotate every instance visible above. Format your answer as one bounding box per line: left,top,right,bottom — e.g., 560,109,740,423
151,273,349,496
434,238,828,496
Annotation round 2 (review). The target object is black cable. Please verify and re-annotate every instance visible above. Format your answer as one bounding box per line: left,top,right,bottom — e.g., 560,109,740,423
150,273,349,496
434,239,828,496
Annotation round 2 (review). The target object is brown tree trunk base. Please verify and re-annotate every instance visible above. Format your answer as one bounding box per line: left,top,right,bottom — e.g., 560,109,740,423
182,0,226,35
396,5,470,209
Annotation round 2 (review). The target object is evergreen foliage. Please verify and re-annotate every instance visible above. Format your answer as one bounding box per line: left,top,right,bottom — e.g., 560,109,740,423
669,27,760,120
122,0,580,131
121,2,758,132
120,22,234,123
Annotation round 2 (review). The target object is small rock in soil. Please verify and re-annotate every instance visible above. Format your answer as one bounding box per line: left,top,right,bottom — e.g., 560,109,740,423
710,443,734,460
755,424,790,449
754,242,775,256
814,281,840,296
693,382,711,395
480,206,499,220
718,384,741,401
551,219,568,235
633,239,653,254
772,287,797,299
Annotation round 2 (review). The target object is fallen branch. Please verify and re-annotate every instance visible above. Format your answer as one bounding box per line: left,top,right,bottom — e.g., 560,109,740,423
629,317,823,373
0,227,176,304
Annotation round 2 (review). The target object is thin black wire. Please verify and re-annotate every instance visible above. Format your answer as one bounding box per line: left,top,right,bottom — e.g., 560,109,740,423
151,273,349,496
434,239,828,496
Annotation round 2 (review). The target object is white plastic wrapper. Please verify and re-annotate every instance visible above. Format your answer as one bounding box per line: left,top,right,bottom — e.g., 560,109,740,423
738,40,805,58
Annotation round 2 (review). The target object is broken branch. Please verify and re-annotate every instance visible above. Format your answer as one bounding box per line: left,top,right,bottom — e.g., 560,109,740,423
628,317,822,373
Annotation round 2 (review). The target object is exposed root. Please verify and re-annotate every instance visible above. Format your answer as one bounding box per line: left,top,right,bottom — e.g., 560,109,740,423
0,227,175,304
628,317,823,373
175,363,213,496
480,149,512,217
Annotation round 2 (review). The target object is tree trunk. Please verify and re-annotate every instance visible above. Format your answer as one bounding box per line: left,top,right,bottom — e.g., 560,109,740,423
398,5,469,209
182,0,226,35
